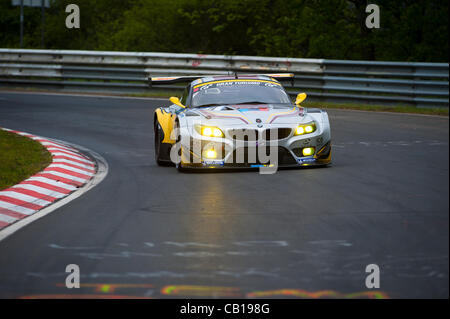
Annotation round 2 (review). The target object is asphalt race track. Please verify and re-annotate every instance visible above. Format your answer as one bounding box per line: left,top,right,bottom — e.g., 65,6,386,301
0,92,448,299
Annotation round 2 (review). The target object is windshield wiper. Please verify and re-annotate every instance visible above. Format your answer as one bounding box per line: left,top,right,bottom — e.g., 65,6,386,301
233,101,268,105
194,103,224,108
194,102,273,108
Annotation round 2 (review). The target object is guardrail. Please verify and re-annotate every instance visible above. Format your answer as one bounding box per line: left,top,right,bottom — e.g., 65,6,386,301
0,49,448,108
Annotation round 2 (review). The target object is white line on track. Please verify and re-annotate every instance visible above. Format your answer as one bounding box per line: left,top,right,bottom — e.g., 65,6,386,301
328,107,449,119
46,147,82,155
40,143,73,151
51,159,95,170
49,152,92,163
0,192,52,206
26,177,77,191
1,90,448,119
49,164,95,175
0,214,18,224
41,170,90,183
10,184,66,198
0,90,167,101
0,201,35,215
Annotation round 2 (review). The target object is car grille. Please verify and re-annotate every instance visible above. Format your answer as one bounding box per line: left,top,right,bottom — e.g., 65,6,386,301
226,146,297,165
228,129,259,141
228,128,292,141
262,128,292,140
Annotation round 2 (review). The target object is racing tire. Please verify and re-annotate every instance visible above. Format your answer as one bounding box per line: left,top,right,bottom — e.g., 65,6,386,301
154,122,171,166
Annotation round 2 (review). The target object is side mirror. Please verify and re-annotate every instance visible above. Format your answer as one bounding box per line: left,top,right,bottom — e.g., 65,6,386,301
169,96,186,108
295,93,307,105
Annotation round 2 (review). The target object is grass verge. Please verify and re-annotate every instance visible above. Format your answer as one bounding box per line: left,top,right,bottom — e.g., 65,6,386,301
0,130,52,190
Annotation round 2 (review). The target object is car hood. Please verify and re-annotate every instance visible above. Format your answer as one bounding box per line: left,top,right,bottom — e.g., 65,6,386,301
181,104,308,126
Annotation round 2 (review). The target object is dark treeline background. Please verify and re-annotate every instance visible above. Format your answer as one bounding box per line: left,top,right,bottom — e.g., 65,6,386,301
0,0,448,62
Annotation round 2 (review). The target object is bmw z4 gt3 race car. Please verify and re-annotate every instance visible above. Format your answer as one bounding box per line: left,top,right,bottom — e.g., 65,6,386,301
152,74,331,172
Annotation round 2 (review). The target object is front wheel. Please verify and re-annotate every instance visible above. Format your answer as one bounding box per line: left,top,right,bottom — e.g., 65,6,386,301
154,122,170,166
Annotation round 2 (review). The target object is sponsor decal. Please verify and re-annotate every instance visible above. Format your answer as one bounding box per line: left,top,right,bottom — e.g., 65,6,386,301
251,164,275,168
297,157,316,164
194,80,282,89
199,84,213,91
202,160,225,166
216,81,260,86
236,107,269,112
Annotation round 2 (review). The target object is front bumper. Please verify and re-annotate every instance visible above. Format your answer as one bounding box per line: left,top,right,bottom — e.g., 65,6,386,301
178,125,332,169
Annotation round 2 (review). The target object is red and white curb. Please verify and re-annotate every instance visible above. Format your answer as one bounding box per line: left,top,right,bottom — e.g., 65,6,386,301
0,128,108,240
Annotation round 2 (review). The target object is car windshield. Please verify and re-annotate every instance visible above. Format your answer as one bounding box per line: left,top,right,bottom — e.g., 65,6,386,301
190,80,292,107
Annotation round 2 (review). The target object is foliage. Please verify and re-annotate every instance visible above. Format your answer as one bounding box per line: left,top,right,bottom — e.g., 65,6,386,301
0,0,448,62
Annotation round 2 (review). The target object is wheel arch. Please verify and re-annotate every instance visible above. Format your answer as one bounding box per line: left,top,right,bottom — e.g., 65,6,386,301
154,108,175,144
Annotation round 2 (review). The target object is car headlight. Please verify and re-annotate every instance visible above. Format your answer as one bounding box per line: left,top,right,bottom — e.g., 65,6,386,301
195,125,225,138
203,149,217,159
294,122,316,135
302,147,315,156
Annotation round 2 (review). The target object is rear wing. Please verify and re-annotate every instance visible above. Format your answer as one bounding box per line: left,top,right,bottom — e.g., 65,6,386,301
149,73,294,86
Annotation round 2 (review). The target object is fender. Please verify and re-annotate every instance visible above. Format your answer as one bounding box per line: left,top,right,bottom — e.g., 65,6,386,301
155,108,176,144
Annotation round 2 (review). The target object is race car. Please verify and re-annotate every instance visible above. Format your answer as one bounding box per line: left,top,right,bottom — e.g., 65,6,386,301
152,74,331,171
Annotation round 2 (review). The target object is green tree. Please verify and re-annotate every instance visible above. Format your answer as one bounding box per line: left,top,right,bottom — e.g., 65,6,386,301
0,0,447,62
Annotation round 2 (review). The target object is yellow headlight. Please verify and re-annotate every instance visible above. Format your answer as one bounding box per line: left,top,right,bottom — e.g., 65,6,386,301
305,125,314,133
196,125,224,138
295,126,305,135
202,127,212,136
302,147,315,156
205,149,217,159
213,128,223,137
294,123,316,135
